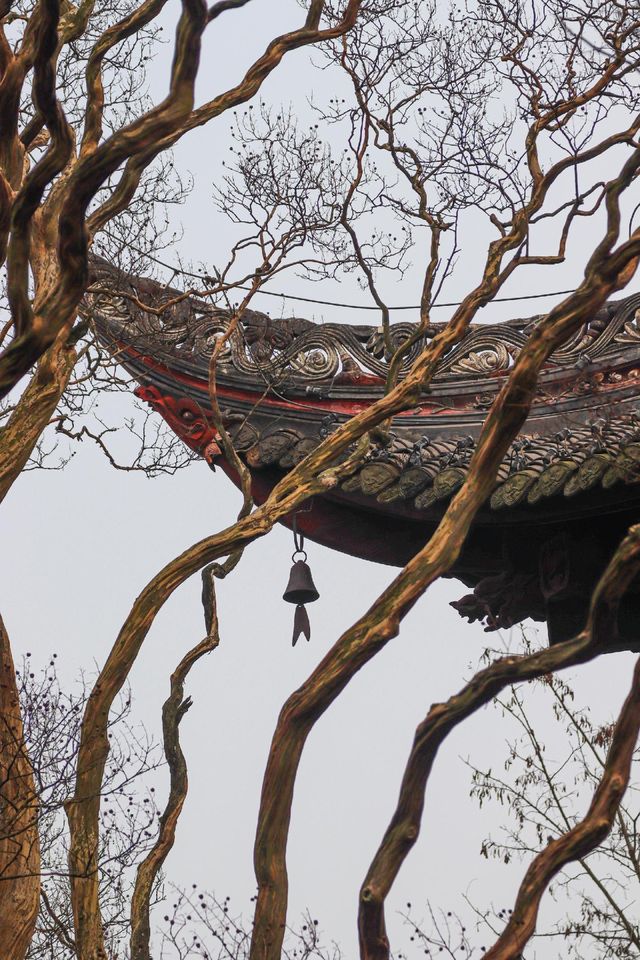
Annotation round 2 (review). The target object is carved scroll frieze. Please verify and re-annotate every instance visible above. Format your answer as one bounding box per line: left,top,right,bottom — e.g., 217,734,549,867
86,259,640,391
614,306,640,343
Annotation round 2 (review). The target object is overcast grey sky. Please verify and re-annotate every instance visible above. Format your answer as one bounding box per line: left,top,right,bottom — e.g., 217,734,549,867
2,2,639,956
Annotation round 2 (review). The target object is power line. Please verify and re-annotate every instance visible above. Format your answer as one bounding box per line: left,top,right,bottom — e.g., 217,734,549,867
233,283,577,311
126,244,579,313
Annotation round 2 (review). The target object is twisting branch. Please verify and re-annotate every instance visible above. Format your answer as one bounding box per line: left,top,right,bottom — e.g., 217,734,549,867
208,0,252,22
129,569,221,960
6,0,74,333
466,667,640,957
79,0,174,160
62,186,640,960
483,655,640,960
59,143,640,960
0,341,76,505
357,525,640,960
0,3,635,955
0,614,40,960
85,0,362,237
0,0,209,399
206,281,259,522
0,0,363,400
63,416,367,960
248,150,640,960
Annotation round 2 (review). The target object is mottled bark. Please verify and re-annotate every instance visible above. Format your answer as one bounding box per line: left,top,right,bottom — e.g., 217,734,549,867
64,438,365,960
6,0,74,338
49,135,636,960
0,615,40,960
358,525,640,959
249,163,640,960
0,6,624,952
0,342,76,505
87,0,362,235
61,216,640,960
130,574,220,959
483,654,640,960
0,1,363,400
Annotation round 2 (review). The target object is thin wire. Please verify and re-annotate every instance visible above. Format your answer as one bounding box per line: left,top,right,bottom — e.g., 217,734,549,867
233,284,577,311
128,244,578,313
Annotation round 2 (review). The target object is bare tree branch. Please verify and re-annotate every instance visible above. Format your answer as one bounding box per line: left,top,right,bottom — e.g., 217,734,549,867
0,0,363,400
358,525,640,959
483,656,640,960
0,341,76,505
249,150,640,960
129,572,220,960
0,614,40,960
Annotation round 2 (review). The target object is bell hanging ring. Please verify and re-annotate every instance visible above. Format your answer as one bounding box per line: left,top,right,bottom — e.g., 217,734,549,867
283,519,319,645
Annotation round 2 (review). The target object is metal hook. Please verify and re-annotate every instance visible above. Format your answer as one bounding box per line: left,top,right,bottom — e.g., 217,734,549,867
292,515,305,554
291,515,308,562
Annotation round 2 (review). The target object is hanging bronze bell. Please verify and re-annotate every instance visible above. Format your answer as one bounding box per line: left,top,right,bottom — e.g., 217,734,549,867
283,560,320,605
283,519,319,646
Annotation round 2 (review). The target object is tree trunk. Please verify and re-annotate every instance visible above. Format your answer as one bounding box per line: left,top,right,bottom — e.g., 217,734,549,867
0,614,40,959
0,341,76,505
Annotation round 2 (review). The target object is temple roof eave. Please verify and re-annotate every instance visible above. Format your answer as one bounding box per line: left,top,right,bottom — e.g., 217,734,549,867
86,258,640,524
